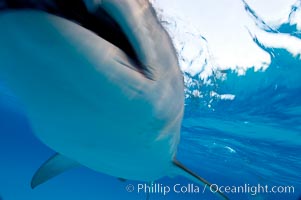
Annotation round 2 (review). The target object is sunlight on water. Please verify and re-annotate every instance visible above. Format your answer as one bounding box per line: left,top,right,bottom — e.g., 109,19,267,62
152,0,301,199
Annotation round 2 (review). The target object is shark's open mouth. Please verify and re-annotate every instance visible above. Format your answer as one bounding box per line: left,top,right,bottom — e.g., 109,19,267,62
0,0,140,65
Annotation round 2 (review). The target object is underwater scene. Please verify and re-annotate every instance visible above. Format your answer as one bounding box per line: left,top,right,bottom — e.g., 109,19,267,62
0,0,300,200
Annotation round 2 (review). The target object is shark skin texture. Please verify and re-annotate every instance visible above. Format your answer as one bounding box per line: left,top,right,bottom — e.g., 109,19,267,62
0,0,228,199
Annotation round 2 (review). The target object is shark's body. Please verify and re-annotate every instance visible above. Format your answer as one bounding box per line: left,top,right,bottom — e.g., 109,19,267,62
0,0,227,199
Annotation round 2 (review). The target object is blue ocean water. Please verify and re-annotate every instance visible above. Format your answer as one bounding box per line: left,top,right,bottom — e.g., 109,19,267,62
0,45,300,200
0,3,301,200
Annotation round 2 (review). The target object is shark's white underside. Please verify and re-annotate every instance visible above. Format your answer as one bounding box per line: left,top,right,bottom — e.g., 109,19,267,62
0,1,227,199
0,9,182,180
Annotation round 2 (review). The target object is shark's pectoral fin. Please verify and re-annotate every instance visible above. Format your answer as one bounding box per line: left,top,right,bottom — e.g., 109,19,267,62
31,153,80,189
173,159,229,200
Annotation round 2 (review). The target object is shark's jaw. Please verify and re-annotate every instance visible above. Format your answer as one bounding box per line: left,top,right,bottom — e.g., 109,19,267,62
0,0,145,73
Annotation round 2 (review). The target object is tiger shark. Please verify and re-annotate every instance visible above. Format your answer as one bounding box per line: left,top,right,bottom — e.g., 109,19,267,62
0,0,228,199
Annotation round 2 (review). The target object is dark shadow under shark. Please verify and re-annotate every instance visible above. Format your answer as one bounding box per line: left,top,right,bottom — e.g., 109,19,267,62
0,0,228,199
